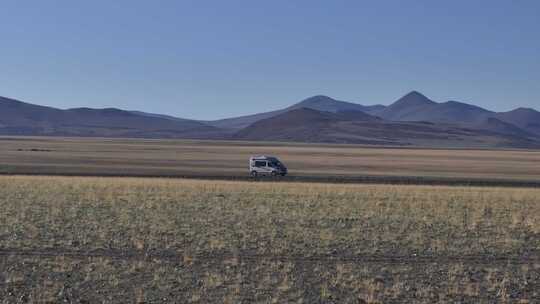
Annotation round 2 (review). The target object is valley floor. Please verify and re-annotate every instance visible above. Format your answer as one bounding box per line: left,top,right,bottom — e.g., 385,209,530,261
1,136,540,185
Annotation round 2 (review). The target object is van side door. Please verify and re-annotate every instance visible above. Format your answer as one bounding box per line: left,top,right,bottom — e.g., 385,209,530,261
254,161,266,173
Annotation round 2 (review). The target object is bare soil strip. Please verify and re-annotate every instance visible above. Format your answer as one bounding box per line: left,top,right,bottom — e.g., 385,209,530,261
1,248,538,265
1,171,539,187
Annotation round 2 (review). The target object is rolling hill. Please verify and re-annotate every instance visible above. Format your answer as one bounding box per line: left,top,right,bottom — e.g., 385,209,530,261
495,108,540,136
234,108,392,144
291,95,385,116
0,96,224,138
378,91,492,123
474,117,534,138
377,91,539,137
378,91,437,121
234,107,539,148
206,95,385,129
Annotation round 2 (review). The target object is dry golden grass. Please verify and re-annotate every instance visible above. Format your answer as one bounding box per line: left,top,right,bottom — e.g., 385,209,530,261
1,136,540,181
0,175,539,302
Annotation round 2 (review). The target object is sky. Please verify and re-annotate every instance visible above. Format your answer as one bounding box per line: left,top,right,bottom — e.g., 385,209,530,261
1,0,539,120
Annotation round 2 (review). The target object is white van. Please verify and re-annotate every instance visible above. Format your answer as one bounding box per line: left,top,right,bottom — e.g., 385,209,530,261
249,156,288,177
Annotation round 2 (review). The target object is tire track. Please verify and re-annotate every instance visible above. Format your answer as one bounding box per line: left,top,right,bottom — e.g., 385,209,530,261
1,248,538,265
2,171,540,187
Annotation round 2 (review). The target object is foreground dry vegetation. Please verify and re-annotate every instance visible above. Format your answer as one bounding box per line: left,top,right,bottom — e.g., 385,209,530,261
1,176,539,303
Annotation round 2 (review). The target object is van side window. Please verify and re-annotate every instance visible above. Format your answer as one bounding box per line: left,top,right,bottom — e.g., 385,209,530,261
254,161,266,167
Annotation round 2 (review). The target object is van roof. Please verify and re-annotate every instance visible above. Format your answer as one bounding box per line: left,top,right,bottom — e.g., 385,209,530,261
250,155,278,160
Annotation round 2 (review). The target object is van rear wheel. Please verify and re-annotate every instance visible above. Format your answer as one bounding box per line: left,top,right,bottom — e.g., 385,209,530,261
250,171,258,177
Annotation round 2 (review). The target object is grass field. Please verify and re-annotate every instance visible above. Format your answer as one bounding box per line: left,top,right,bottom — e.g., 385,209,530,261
1,137,540,184
1,175,539,303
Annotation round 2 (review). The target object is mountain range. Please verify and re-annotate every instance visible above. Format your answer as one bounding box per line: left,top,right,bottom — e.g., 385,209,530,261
1,91,539,148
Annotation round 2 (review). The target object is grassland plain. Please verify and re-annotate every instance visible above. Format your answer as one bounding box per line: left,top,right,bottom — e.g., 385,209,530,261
0,176,539,303
1,136,540,184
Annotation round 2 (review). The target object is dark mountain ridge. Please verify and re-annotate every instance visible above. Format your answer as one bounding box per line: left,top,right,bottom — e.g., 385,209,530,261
205,95,385,129
235,107,540,148
377,92,539,137
234,108,389,144
495,108,540,136
0,96,223,138
1,91,539,148
292,95,385,116
379,91,492,123
378,91,437,121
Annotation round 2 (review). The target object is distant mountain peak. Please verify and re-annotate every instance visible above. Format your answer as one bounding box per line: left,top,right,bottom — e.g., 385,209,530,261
406,90,426,97
295,95,336,105
512,107,538,113
394,91,436,106
290,95,384,115
378,91,436,121
307,94,332,99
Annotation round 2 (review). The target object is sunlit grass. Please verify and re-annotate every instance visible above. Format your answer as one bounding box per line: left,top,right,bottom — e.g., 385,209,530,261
1,176,539,302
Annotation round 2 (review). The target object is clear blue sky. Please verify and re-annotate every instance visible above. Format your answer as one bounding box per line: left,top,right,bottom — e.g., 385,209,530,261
1,0,539,119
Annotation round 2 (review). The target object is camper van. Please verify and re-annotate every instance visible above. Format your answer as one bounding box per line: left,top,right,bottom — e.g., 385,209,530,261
249,156,287,177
